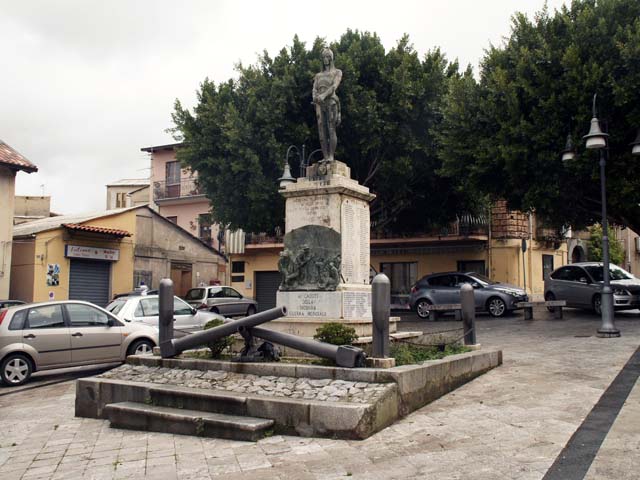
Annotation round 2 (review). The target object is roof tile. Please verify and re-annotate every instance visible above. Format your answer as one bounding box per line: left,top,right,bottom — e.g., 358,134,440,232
0,140,38,173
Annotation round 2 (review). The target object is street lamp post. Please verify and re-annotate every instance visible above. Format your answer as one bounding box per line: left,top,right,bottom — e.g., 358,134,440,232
581,94,619,337
278,145,323,189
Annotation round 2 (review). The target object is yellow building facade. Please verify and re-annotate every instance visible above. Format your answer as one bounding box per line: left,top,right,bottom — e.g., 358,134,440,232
11,206,226,305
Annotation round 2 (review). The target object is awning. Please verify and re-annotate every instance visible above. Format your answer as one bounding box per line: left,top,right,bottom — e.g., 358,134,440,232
63,223,131,238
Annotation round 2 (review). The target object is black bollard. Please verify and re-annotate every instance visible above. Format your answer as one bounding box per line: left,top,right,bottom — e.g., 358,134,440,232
460,283,477,346
158,278,174,357
371,273,391,358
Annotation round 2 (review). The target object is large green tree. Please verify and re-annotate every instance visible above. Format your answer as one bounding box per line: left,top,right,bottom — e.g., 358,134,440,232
171,31,476,233
439,0,640,233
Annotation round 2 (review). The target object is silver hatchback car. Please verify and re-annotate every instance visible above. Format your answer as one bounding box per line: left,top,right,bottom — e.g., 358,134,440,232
409,272,528,318
544,262,640,314
184,286,258,317
0,300,159,386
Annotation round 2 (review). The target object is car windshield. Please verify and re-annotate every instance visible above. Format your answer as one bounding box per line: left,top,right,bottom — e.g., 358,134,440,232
105,299,126,315
584,265,634,282
184,288,205,301
467,273,496,286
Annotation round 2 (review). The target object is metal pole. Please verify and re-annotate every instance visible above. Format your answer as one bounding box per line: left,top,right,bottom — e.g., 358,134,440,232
460,284,477,345
161,306,287,357
158,278,174,356
597,148,620,337
246,326,366,368
371,273,390,357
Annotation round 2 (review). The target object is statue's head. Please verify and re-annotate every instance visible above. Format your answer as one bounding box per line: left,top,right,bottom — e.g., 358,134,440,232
321,48,334,69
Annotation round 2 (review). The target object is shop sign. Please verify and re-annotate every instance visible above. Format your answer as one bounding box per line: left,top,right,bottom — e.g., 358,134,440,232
65,245,120,261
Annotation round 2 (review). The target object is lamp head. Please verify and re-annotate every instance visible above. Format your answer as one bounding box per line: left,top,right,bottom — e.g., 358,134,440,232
583,117,608,150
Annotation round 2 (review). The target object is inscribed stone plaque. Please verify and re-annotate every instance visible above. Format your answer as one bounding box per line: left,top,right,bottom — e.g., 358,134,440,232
286,194,341,233
277,291,342,318
342,291,372,319
341,198,370,284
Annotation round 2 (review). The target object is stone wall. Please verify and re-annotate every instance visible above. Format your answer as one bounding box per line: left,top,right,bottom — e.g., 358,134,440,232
491,200,529,239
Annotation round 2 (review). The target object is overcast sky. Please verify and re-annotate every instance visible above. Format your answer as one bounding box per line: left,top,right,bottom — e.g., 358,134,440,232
2,0,569,215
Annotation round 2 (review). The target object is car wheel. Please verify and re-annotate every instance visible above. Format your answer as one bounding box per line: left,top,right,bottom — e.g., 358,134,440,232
593,295,602,315
128,339,155,356
545,292,556,312
246,305,256,317
416,299,432,319
210,307,219,315
1,354,33,386
487,297,507,318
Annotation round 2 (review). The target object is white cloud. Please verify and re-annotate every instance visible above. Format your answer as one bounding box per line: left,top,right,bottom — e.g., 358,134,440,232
2,0,568,214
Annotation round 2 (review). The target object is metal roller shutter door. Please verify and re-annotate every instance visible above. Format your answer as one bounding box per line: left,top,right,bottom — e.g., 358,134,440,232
69,259,111,307
255,271,282,312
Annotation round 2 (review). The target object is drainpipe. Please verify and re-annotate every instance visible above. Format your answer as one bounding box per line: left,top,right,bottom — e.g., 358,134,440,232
487,205,492,277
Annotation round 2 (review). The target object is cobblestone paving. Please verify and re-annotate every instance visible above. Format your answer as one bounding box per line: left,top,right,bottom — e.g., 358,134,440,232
0,310,639,479
99,364,390,403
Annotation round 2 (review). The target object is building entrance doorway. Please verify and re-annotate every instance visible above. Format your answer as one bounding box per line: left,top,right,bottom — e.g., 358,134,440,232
170,263,192,297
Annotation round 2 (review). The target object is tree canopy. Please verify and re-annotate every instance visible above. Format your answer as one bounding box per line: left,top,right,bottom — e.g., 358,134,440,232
439,0,640,233
171,31,476,233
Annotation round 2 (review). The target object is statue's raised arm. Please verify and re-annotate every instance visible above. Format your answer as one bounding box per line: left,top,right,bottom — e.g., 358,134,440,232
313,48,342,162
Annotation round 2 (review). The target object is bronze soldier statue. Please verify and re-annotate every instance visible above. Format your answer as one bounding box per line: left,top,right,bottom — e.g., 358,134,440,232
312,48,342,162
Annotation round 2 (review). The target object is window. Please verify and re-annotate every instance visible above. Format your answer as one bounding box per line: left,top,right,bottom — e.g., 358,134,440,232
9,310,27,330
136,298,159,317
199,214,213,244
66,304,110,327
165,161,181,185
231,261,245,283
428,275,455,287
25,305,66,329
173,298,193,315
166,216,178,224
115,192,127,208
550,267,571,281
380,262,417,308
208,288,222,298
134,270,152,289
185,288,206,301
542,255,554,280
222,287,242,298
457,260,486,276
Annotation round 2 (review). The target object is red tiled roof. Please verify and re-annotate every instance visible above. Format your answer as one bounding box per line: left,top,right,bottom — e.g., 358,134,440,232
0,140,38,173
63,223,131,237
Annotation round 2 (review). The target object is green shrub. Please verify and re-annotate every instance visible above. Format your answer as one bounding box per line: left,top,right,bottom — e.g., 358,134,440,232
313,322,358,346
203,319,234,358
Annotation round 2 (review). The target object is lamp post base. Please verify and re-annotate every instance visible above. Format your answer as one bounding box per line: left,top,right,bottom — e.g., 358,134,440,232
597,328,621,338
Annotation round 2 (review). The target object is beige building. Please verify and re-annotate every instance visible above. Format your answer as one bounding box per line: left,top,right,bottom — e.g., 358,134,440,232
14,195,55,225
0,140,38,299
142,143,224,260
106,179,150,210
230,200,568,310
10,205,226,304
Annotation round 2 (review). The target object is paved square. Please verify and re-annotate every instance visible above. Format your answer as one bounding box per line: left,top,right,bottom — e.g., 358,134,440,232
1,310,638,479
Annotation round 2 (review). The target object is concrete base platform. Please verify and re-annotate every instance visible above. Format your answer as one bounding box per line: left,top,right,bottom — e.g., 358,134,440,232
75,349,501,440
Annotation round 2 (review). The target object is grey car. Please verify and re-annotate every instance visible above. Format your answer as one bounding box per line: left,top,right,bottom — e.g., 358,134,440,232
0,300,159,386
409,272,528,318
544,262,640,314
184,286,258,317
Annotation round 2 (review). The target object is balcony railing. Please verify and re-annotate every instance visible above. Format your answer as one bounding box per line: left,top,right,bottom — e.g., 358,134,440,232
153,178,203,201
371,215,489,240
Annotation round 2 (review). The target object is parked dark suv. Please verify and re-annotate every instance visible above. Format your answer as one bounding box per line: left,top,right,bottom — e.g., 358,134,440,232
544,262,640,314
409,272,528,318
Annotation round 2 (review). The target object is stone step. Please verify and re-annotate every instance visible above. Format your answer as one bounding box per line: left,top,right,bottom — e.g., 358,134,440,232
149,385,248,416
104,401,274,441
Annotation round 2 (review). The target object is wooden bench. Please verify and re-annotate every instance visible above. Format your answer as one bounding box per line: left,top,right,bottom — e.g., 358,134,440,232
425,303,462,321
516,300,567,320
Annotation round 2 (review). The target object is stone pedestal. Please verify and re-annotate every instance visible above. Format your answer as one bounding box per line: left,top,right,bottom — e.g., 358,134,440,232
274,160,380,337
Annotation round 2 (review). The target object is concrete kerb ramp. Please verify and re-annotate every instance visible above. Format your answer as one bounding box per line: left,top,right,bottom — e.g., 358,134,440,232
75,349,501,440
